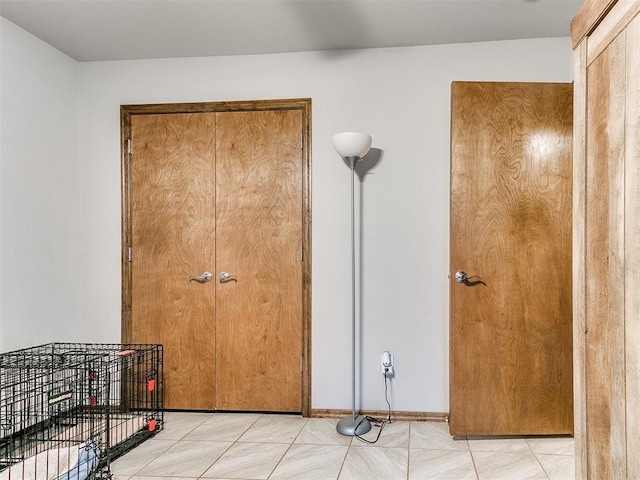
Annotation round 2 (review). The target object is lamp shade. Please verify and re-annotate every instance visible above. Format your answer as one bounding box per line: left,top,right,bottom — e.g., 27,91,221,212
332,132,372,158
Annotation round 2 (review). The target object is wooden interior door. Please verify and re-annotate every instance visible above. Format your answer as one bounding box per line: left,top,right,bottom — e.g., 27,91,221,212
124,101,308,413
449,82,573,436
214,110,303,412
130,112,217,410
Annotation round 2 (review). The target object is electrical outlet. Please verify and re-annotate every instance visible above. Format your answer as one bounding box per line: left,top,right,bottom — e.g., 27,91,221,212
381,351,394,376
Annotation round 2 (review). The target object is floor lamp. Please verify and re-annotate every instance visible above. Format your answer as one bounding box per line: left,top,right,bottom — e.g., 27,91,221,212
333,131,373,437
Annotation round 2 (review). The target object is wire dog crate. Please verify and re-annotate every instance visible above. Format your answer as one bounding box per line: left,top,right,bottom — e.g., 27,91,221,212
0,343,163,479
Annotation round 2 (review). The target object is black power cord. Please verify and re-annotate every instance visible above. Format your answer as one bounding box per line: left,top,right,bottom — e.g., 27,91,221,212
354,373,393,444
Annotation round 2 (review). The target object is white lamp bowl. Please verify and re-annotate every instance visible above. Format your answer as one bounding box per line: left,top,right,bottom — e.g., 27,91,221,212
332,132,372,158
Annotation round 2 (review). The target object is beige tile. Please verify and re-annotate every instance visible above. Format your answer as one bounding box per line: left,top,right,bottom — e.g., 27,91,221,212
111,439,177,475
183,413,262,442
270,444,348,480
295,418,352,445
410,422,469,450
473,451,548,480
355,421,410,448
137,440,231,477
110,414,575,480
128,477,197,480
538,454,576,480
154,412,214,440
526,436,575,456
339,446,407,480
163,411,214,424
467,436,531,453
238,414,307,443
409,449,478,480
201,442,289,479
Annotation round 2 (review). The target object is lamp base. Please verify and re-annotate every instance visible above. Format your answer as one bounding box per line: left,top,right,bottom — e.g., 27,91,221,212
336,414,371,436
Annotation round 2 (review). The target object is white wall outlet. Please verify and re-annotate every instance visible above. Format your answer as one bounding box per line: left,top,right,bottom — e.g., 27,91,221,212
381,351,394,376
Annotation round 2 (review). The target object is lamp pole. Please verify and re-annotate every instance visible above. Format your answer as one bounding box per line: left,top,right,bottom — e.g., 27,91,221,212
335,147,372,437
349,155,357,424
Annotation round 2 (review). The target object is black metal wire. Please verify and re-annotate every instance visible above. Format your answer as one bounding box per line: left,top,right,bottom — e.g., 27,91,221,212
354,373,393,444
0,343,164,478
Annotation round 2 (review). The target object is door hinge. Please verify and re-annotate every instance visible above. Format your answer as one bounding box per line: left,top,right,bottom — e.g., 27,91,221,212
300,356,303,373
127,138,132,155
299,245,304,262
300,134,303,149
128,246,133,262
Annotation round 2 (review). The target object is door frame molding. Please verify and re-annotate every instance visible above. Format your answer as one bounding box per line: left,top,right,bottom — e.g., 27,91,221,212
120,98,312,416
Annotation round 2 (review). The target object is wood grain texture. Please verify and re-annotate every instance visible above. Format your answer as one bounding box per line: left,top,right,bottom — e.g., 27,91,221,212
130,113,217,410
122,98,313,115
585,31,627,480
121,98,312,415
571,0,618,47
573,3,640,477
586,0,640,65
572,39,588,480
310,409,448,422
450,82,573,436
624,13,640,479
214,109,303,412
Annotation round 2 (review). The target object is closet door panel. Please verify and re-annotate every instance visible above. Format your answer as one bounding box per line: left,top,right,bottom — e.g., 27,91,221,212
130,113,217,410
624,13,640,479
585,31,627,480
214,109,303,412
572,1,640,477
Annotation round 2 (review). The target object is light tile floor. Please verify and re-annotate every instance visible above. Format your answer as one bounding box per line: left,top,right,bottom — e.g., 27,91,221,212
111,412,575,480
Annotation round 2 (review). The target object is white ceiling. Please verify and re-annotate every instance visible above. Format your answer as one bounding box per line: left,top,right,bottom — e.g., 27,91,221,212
0,0,582,62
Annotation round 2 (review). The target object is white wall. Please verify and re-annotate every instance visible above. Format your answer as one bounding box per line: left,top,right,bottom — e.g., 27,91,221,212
0,18,82,352
0,19,573,411
78,38,573,413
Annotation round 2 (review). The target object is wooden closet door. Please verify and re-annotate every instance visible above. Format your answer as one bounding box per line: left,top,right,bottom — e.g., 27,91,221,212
130,113,217,410
584,31,626,479
124,100,309,414
214,110,303,412
574,6,640,478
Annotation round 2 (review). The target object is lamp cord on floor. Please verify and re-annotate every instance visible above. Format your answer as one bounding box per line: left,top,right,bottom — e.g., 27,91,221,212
354,374,393,444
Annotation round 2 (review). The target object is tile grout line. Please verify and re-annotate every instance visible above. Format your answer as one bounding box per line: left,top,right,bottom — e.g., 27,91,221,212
525,437,552,480
265,416,310,479
335,431,353,480
193,412,264,479
466,436,482,480
215,413,263,478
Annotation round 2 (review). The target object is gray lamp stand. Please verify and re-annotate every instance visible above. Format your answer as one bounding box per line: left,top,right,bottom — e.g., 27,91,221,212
335,154,371,437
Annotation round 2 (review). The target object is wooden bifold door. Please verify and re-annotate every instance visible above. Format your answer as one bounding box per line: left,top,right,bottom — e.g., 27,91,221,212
120,99,311,414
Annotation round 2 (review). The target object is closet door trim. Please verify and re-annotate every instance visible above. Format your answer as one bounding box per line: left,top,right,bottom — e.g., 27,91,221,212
120,98,312,416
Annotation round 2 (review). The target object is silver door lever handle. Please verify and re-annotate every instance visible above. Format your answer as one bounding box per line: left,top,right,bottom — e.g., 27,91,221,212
454,270,484,285
189,272,212,283
219,272,237,283
454,271,470,283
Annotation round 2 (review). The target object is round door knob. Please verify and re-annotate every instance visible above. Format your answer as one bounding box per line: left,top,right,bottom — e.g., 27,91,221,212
454,271,469,283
